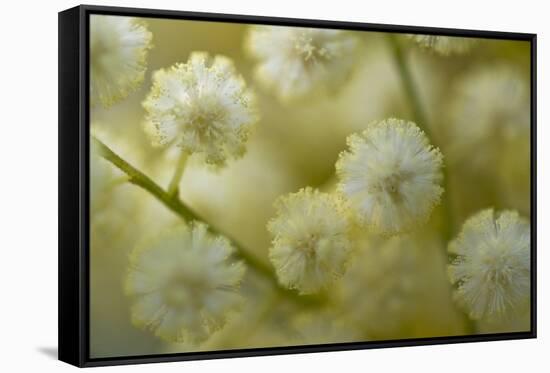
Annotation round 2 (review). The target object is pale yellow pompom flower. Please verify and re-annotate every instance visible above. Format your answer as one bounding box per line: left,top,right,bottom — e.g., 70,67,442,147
449,65,529,167
143,52,258,166
336,233,463,339
90,15,152,107
246,26,360,101
125,223,246,343
448,209,530,321
336,118,443,235
408,34,476,56
268,188,352,294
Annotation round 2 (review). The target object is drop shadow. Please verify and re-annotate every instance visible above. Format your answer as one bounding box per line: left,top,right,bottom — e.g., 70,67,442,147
37,346,58,360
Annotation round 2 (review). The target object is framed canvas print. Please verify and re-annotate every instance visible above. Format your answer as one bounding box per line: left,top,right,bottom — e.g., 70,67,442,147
58,4,537,367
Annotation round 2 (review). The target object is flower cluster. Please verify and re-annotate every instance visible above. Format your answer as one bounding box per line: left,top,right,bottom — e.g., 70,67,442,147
336,118,444,235
448,209,530,320
125,223,246,343
246,26,360,101
336,233,463,339
143,52,258,166
87,13,532,352
268,188,352,294
90,15,152,107
449,65,529,166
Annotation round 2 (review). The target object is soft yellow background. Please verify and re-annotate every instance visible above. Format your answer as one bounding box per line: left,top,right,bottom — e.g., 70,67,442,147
90,17,530,358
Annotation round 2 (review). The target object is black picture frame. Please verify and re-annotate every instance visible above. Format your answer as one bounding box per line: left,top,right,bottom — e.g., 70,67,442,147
58,4,537,368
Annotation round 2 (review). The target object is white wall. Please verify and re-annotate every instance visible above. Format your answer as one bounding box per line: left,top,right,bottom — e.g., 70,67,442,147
0,0,545,371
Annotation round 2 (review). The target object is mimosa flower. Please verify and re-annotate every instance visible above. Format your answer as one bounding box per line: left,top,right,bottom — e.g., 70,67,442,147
449,65,529,166
246,26,360,101
336,118,443,234
143,52,258,166
90,15,152,107
268,188,352,294
336,231,466,339
448,209,530,320
337,235,429,338
408,34,476,56
125,223,246,343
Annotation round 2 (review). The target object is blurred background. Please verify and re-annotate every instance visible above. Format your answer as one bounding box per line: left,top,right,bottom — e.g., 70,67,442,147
90,16,531,358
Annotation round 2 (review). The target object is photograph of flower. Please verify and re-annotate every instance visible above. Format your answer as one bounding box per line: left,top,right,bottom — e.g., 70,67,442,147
89,14,532,359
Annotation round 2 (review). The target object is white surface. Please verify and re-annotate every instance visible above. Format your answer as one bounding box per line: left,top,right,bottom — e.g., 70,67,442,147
0,0,546,371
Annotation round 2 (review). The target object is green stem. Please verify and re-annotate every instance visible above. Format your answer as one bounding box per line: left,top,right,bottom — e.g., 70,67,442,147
387,34,475,334
387,34,429,134
167,151,188,198
388,34,454,241
92,136,324,308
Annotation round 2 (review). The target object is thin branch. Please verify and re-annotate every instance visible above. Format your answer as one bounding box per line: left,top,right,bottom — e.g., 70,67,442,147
167,151,188,198
92,136,324,307
387,34,475,334
387,33,454,242
388,34,429,134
